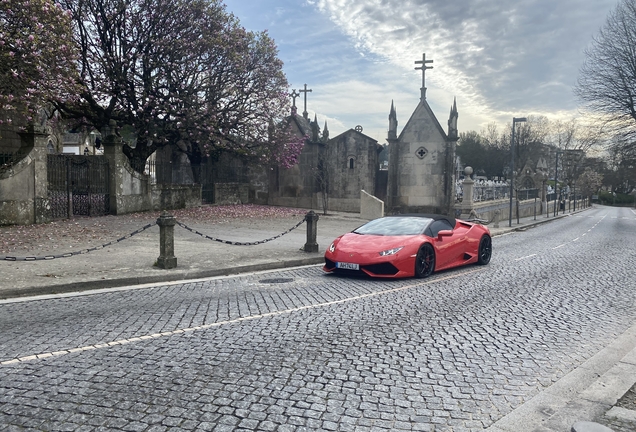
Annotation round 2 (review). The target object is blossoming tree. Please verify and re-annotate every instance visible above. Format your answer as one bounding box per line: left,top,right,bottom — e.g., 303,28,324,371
0,0,78,131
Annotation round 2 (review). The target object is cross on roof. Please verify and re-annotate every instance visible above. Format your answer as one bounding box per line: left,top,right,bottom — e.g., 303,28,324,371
299,83,312,119
414,53,433,100
290,89,299,107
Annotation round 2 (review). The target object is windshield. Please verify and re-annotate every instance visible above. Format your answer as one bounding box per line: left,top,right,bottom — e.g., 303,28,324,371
353,217,432,236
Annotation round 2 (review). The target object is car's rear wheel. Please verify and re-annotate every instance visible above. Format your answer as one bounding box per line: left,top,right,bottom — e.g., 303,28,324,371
477,235,492,265
415,243,435,278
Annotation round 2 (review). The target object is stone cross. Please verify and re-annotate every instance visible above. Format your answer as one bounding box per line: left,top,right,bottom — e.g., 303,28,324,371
414,53,433,100
290,89,299,108
299,83,312,119
290,89,300,115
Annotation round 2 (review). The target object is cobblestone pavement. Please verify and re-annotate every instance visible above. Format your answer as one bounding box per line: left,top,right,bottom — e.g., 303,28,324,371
0,207,635,431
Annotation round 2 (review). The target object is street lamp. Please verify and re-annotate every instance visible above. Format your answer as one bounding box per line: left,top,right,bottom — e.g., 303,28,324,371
509,117,527,227
553,150,563,217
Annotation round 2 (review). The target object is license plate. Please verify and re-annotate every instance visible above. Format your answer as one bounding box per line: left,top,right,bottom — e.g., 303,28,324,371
336,262,359,270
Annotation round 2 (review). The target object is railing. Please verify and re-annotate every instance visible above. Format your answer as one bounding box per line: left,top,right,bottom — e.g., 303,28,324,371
456,181,542,203
144,160,250,185
456,181,510,202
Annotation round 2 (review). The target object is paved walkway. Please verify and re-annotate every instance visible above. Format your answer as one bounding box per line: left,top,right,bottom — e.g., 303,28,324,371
0,204,634,431
0,206,558,299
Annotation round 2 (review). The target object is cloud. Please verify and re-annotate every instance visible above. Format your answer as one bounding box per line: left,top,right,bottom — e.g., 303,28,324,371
312,0,616,127
225,0,617,138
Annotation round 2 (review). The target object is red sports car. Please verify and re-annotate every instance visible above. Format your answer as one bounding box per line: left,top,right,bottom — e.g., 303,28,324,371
323,214,492,278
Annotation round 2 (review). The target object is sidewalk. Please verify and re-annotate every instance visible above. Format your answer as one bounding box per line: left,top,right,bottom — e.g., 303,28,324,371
0,205,563,299
1,204,634,432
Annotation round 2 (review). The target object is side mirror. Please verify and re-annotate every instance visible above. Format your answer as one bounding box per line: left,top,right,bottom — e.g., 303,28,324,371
437,230,453,241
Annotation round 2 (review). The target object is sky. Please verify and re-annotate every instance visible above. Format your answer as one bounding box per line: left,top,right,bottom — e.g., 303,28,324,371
223,0,618,144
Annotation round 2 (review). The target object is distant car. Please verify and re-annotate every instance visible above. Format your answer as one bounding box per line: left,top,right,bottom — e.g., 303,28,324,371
323,214,491,278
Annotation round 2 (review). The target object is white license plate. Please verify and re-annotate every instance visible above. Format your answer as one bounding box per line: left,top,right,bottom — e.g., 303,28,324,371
336,262,359,270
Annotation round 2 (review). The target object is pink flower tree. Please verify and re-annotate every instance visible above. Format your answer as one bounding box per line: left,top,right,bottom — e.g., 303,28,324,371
0,0,79,133
55,0,302,173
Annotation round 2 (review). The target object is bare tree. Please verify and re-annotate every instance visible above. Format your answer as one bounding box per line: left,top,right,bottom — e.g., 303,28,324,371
56,0,301,172
575,0,636,145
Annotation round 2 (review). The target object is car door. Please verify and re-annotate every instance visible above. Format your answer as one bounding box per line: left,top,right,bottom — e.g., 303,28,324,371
428,220,465,269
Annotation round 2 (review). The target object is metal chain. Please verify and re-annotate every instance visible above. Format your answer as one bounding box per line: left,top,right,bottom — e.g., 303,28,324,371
176,218,306,246
0,222,157,261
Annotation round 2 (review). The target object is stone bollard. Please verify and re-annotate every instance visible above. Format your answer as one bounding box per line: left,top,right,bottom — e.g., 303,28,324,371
493,209,500,228
156,212,177,269
303,211,319,252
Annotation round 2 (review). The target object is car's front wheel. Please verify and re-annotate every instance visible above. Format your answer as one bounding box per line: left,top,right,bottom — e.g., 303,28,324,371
415,243,435,278
477,235,492,265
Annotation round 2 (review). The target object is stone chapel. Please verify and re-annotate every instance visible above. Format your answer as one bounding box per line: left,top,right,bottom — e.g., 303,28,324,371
269,54,458,216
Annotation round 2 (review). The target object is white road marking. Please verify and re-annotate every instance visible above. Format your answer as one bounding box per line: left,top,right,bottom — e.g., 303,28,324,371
552,244,565,249
0,268,485,366
515,254,537,261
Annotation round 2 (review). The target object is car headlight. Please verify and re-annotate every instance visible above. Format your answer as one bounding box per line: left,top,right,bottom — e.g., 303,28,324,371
379,246,403,256
329,242,336,253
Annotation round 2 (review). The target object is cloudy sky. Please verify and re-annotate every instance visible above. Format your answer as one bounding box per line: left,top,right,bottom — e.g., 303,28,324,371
223,0,617,144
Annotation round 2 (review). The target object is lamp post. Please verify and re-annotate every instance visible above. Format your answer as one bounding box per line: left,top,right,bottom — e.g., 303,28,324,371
509,117,527,227
554,150,562,217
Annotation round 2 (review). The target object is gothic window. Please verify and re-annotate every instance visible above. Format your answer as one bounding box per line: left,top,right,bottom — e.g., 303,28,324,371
522,177,535,189
348,157,355,169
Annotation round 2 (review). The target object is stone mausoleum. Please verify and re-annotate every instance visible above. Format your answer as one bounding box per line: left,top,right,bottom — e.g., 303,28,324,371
270,53,458,216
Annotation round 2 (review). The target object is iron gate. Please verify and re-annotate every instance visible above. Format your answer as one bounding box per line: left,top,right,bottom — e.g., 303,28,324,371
47,155,110,219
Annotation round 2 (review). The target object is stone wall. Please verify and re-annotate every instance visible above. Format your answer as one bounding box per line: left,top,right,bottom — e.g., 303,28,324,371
0,126,50,225
463,198,555,223
213,183,249,205
0,154,35,225
103,140,152,215
151,184,201,210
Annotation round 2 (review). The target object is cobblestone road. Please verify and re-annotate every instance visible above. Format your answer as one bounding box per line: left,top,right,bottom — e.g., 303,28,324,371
1,206,635,431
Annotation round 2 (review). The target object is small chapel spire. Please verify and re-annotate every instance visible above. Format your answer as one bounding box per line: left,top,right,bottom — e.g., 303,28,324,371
388,100,398,140
322,121,329,141
311,113,319,142
447,97,459,141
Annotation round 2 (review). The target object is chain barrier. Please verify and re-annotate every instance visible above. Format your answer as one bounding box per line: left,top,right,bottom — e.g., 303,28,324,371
0,222,157,261
176,217,306,246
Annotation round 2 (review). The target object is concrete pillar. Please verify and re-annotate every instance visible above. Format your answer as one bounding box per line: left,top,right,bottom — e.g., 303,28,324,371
102,121,125,215
156,212,177,269
460,167,475,219
303,210,319,252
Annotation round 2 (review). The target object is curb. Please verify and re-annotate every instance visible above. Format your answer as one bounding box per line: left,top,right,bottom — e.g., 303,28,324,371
0,256,325,300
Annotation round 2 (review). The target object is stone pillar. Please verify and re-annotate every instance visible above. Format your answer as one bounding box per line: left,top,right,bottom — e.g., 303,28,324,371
18,124,50,224
156,212,177,269
102,121,124,215
460,167,475,219
303,210,319,252
386,138,399,211
493,209,500,228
